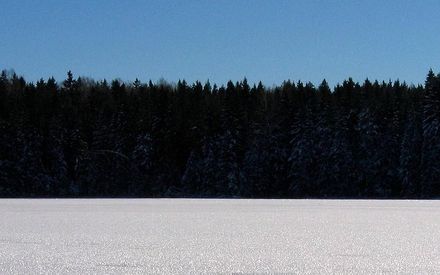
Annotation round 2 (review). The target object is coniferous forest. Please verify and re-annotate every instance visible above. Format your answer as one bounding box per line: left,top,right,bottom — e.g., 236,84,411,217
1,69,440,198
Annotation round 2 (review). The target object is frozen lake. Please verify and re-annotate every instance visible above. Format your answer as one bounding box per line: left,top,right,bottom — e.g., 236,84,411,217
0,199,439,274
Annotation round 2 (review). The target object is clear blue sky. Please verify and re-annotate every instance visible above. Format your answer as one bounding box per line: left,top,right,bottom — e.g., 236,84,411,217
1,0,440,86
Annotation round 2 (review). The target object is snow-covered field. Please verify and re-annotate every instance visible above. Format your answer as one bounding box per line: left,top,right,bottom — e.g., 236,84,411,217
0,199,439,274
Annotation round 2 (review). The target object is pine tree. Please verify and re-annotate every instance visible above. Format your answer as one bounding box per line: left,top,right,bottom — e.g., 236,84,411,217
421,70,440,197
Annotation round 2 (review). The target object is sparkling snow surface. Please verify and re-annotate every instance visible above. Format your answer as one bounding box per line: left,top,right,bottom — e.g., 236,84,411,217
1,199,440,274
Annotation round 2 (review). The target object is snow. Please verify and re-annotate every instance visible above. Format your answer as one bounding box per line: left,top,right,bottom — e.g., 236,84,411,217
0,199,439,274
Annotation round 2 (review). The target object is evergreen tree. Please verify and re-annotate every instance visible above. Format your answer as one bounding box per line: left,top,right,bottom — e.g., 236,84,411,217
0,68,438,198
421,70,440,197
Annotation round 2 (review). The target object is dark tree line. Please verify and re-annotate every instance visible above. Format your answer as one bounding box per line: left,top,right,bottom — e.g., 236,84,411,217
1,69,440,198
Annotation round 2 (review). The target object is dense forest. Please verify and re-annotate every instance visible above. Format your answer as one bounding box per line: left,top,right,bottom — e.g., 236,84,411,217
1,69,440,198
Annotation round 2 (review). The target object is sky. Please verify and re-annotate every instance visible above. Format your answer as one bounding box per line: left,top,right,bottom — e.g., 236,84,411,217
1,0,440,87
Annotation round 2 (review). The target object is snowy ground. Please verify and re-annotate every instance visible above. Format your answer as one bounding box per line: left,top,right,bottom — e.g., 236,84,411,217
0,199,439,274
